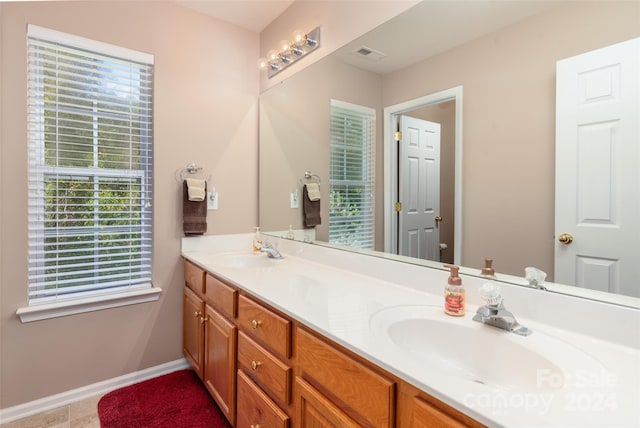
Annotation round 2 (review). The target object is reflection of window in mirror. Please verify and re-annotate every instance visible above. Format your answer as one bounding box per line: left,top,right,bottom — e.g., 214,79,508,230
329,100,376,249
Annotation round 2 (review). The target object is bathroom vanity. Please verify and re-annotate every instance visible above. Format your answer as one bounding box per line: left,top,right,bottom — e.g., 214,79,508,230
182,234,640,427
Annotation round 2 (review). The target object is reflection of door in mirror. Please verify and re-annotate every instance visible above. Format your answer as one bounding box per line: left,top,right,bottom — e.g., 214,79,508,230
386,92,460,265
397,115,442,263
555,37,640,298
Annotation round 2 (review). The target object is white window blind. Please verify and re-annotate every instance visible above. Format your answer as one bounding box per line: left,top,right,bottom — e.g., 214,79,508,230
27,25,154,303
329,100,376,249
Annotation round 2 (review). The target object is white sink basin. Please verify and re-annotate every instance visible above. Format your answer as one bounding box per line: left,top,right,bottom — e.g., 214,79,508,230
369,305,603,393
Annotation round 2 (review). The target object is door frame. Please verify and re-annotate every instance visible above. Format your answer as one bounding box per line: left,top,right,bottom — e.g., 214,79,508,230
383,86,463,265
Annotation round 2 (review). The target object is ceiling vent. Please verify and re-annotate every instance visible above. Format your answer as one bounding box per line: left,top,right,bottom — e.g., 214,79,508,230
352,46,386,61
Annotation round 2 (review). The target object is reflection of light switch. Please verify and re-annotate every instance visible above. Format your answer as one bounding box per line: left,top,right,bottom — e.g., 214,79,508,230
290,191,299,209
207,191,218,210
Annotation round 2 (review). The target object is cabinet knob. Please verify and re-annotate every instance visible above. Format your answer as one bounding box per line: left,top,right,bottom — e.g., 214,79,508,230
251,360,262,370
251,425,261,428
251,319,262,329
194,311,201,318
199,316,208,324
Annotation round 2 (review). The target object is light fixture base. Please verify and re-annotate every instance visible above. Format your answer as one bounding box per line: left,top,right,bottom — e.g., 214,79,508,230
267,26,321,79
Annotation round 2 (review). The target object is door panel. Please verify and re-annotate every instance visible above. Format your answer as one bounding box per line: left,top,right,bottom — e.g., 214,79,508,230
398,115,441,261
555,37,639,297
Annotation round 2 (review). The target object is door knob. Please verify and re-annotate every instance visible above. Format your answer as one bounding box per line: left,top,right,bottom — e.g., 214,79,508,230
558,233,573,244
435,215,443,223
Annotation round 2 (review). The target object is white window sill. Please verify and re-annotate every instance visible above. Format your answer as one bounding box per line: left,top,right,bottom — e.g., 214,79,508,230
16,287,162,323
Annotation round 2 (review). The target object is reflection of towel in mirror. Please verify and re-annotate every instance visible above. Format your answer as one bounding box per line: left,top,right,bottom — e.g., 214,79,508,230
183,181,207,235
303,184,321,228
305,182,320,201
185,178,206,201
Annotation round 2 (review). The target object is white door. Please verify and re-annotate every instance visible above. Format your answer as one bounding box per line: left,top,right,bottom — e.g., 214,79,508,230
555,38,639,297
398,115,441,261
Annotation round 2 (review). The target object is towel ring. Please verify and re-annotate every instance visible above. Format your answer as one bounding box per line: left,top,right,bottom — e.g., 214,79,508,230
299,171,321,186
175,162,212,184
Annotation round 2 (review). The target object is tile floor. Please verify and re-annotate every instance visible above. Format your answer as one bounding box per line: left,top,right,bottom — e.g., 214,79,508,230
0,394,102,428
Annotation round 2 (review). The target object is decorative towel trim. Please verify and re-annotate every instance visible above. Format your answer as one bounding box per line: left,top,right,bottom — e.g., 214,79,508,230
305,183,321,201
186,178,206,201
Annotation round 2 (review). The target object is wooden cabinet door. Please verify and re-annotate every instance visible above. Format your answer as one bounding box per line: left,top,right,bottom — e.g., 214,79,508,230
295,377,359,428
204,304,237,426
183,286,204,379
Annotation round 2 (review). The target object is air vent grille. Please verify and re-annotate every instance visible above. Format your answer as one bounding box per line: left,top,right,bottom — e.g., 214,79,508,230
352,46,386,61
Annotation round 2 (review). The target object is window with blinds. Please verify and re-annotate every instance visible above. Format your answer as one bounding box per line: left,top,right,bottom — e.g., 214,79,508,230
329,100,376,249
27,25,154,303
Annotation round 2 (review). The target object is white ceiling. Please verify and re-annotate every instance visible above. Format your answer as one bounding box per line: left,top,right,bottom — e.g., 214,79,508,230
174,0,295,32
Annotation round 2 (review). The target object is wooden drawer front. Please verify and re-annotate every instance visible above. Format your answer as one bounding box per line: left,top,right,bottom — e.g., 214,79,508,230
295,376,360,428
184,260,204,294
412,395,481,428
238,295,291,359
205,273,237,318
237,369,290,428
238,331,291,405
296,328,395,428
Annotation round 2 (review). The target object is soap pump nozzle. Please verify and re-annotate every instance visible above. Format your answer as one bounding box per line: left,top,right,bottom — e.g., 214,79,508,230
444,264,461,285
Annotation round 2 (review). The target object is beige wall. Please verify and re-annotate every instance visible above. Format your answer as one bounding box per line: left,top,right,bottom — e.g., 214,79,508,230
259,56,384,247
0,1,259,408
383,1,640,277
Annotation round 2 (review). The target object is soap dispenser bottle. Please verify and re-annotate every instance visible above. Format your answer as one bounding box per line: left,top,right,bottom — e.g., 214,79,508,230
444,264,465,317
253,226,263,253
480,257,497,280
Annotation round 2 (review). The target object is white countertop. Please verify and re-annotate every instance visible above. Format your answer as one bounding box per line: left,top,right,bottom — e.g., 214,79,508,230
182,234,640,428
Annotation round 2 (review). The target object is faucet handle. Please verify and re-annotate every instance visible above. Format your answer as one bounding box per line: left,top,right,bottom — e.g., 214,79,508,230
479,282,503,306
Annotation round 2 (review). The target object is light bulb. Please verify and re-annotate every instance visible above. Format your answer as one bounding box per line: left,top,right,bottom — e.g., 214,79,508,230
257,57,268,69
279,39,291,53
267,49,279,62
291,29,306,46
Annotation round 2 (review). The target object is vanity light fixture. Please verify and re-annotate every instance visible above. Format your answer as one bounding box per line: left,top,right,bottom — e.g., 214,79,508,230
258,27,320,78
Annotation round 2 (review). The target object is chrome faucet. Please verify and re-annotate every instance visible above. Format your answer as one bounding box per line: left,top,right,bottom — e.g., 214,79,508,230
259,241,283,259
472,283,531,336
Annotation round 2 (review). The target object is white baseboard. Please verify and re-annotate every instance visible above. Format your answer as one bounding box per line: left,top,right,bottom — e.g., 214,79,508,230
0,358,190,424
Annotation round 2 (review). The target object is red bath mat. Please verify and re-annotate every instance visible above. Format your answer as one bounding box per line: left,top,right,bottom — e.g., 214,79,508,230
98,369,230,428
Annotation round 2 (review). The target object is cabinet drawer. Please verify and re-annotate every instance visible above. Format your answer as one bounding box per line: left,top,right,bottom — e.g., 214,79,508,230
238,331,291,405
238,295,291,359
296,328,395,428
412,395,479,428
237,369,290,428
205,273,237,318
184,260,204,294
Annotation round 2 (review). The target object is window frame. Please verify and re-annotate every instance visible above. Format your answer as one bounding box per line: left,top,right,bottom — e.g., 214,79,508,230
18,25,160,322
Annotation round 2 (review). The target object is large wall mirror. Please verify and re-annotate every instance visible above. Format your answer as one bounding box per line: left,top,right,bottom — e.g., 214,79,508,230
259,0,640,307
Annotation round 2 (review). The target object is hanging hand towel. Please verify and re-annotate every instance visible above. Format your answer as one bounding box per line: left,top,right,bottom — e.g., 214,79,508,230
183,180,207,235
303,184,321,228
185,178,206,201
